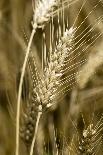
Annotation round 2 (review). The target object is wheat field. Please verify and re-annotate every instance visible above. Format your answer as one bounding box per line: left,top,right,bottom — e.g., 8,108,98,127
0,0,103,155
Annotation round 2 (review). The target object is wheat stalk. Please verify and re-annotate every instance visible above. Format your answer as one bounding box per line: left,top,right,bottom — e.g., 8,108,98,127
15,0,59,155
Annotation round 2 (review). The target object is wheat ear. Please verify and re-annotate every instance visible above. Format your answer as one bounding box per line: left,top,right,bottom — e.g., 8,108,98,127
35,28,75,108
69,118,103,155
28,27,75,155
15,1,59,155
78,116,103,155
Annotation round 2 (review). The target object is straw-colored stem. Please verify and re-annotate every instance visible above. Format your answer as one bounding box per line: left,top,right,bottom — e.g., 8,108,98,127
15,28,36,155
30,107,42,155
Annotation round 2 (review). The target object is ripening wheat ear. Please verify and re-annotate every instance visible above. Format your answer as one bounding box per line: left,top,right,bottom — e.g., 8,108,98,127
32,0,58,29
28,27,75,155
37,28,75,108
78,120,103,155
69,116,103,155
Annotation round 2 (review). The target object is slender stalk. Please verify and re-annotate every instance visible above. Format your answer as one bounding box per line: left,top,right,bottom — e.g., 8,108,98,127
30,105,42,155
15,28,36,155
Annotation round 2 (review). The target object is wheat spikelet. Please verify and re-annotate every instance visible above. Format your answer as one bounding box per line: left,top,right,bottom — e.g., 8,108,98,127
32,0,79,29
34,27,75,108
68,115,103,155
33,0,58,29
78,121,103,155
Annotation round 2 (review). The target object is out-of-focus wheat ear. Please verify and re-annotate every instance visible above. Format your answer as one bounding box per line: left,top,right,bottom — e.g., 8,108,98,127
20,54,41,143
20,48,43,147
20,100,42,149
33,0,58,29
68,114,103,155
15,0,59,155
29,105,42,155
76,42,103,89
78,121,103,155
33,0,78,29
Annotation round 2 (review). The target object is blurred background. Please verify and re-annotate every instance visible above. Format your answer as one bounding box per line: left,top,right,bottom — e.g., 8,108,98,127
0,0,103,154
